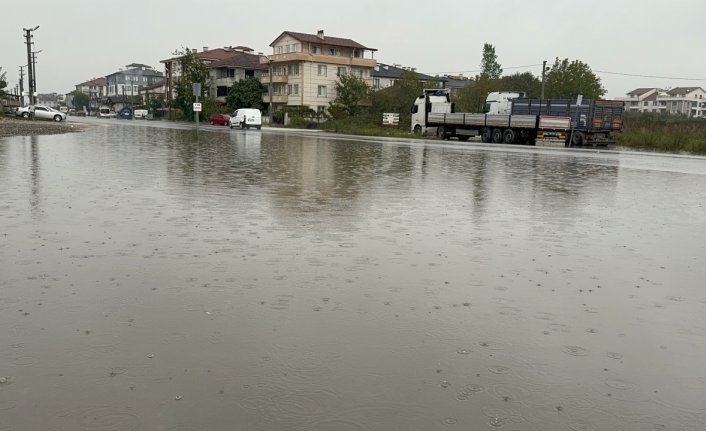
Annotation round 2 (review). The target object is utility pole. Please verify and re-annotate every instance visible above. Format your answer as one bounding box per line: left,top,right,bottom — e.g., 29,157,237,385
540,60,547,100
23,26,39,106
32,50,42,100
18,66,25,107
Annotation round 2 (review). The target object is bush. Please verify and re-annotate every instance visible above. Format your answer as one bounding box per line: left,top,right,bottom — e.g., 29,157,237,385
617,112,706,154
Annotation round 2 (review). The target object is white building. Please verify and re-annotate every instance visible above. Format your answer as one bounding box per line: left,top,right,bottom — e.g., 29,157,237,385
619,87,706,117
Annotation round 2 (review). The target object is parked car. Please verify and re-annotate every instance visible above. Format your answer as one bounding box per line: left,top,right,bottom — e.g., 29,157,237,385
15,106,31,118
229,108,262,129
209,114,231,126
15,105,67,122
98,107,116,118
118,108,132,119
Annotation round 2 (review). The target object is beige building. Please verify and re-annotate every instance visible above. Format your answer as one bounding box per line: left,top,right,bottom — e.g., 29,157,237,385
261,30,377,114
619,87,706,117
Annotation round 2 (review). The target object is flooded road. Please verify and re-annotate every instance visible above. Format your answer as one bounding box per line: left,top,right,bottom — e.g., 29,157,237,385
1,121,705,430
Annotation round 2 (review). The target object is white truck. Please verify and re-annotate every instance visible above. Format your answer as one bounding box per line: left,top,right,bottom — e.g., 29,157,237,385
411,89,624,146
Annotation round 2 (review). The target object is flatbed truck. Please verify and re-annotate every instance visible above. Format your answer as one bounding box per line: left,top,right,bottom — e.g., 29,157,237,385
411,89,624,146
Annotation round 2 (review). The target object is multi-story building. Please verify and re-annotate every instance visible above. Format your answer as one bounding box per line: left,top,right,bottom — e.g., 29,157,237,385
105,63,164,110
161,46,255,103
72,77,107,113
207,51,268,105
371,63,445,91
619,87,706,117
261,30,377,114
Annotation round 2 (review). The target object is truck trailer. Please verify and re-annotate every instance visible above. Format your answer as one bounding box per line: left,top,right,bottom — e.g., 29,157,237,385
411,89,624,146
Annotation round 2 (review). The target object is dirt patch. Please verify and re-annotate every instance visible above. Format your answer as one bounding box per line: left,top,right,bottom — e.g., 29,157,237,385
0,115,89,138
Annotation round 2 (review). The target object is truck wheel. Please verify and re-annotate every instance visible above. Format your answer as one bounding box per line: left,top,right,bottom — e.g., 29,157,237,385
481,128,492,143
492,128,503,143
571,131,585,146
503,129,516,144
413,125,422,134
437,126,448,139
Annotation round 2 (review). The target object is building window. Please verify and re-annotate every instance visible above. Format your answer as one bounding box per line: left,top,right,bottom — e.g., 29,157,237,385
329,48,340,56
288,64,299,75
276,46,283,54
318,85,327,97
337,67,346,77
216,86,229,97
292,44,300,52
373,78,380,89
312,46,321,54
293,84,299,95
318,65,327,76
351,69,363,78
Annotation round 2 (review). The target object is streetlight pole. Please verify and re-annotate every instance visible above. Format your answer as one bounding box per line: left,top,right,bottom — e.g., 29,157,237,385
23,26,39,106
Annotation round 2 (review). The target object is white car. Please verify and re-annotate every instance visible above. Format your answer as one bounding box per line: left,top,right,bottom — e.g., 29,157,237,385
16,105,67,122
229,108,262,129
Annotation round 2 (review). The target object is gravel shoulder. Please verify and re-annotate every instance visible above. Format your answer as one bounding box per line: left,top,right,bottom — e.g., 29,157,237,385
0,115,89,138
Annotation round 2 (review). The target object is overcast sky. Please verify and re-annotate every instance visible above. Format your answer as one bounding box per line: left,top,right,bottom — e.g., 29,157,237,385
2,0,704,99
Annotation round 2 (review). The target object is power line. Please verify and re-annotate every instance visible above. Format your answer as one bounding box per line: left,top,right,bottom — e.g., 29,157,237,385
421,64,706,82
421,63,543,76
594,70,706,81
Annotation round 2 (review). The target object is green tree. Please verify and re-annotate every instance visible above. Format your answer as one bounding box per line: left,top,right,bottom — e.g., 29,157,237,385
456,77,500,112
226,78,266,110
147,94,165,116
479,43,502,80
330,74,371,117
499,72,541,98
172,47,210,120
370,70,426,128
544,58,605,99
70,91,89,110
0,67,7,96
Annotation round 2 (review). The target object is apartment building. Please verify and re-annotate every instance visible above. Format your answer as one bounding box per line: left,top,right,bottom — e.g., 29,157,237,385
105,64,164,110
262,30,377,114
161,46,255,103
620,87,706,117
207,51,268,105
72,77,107,113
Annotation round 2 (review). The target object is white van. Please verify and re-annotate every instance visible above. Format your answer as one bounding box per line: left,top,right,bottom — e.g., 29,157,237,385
229,108,262,129
133,109,148,119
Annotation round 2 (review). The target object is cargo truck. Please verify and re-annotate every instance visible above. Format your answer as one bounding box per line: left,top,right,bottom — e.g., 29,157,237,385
411,89,624,146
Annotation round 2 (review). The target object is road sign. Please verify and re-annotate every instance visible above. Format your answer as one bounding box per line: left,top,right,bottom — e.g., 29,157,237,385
193,103,202,112
192,83,201,97
576,95,583,106
382,112,400,126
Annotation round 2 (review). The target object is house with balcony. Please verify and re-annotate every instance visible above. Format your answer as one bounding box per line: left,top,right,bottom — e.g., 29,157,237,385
105,63,164,110
71,77,107,114
207,51,268,105
620,88,662,113
261,30,377,115
619,87,706,117
161,46,256,103
371,63,445,91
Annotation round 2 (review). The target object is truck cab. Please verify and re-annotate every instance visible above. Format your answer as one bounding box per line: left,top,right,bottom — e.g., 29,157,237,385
411,89,453,134
484,92,525,114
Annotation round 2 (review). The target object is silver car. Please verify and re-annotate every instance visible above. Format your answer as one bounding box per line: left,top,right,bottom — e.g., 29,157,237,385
32,105,67,122
17,105,67,121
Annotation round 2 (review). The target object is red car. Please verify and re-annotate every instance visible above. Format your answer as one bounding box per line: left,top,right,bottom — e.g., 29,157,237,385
208,114,230,126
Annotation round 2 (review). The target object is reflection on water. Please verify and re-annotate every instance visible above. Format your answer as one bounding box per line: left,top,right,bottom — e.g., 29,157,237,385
1,125,705,430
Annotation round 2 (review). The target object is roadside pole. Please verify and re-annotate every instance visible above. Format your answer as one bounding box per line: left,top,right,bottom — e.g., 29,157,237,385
568,94,583,147
192,83,201,133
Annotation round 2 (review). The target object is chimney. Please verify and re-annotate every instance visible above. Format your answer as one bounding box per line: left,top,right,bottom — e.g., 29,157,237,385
203,46,208,52
317,30,324,39
191,48,197,53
